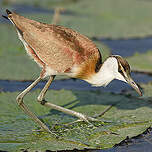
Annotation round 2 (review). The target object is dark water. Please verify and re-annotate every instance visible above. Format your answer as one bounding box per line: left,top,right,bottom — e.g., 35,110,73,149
0,72,151,93
101,37,152,57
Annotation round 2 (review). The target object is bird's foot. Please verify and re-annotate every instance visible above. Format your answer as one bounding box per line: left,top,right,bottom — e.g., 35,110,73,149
32,127,59,137
64,106,115,126
71,105,114,123
64,114,103,127
76,113,99,122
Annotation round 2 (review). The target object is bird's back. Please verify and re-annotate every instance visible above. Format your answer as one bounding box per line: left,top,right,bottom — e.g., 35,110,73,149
7,11,102,78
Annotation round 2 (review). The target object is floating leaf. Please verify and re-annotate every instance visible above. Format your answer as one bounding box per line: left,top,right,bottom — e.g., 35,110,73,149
3,0,152,38
2,0,152,39
140,82,152,97
126,51,152,73
0,89,152,151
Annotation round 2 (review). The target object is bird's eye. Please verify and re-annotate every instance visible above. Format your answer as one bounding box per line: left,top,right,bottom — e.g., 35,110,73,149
118,69,123,73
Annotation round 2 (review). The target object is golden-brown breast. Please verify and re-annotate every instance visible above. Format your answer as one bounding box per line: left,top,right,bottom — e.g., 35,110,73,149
8,11,102,78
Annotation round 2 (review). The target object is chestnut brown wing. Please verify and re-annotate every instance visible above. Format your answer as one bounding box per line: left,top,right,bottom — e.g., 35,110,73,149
10,12,101,73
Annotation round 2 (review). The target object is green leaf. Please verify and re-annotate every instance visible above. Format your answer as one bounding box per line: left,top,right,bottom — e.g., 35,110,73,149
3,0,152,38
0,89,152,151
126,51,152,73
2,0,152,42
140,82,152,97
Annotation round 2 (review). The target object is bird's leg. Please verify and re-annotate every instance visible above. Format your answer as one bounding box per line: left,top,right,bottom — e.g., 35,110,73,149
93,105,114,118
37,75,55,104
16,76,52,133
37,76,98,122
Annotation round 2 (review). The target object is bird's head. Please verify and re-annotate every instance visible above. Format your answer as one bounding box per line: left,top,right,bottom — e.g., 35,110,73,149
104,55,142,96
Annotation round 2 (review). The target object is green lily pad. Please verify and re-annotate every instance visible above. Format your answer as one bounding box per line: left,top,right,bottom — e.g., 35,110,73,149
126,51,152,73
0,89,152,151
2,0,152,39
140,82,152,97
3,0,152,38
59,0,152,38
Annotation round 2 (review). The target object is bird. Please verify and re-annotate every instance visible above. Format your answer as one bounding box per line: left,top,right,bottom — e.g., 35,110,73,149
2,9,142,133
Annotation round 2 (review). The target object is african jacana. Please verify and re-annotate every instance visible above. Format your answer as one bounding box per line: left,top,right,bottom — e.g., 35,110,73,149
2,9,142,133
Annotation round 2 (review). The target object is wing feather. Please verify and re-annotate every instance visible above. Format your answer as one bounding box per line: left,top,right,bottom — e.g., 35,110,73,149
8,11,101,74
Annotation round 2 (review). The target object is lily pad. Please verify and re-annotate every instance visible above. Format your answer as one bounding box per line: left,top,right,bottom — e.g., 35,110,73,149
3,0,152,38
126,50,152,73
59,0,152,38
140,82,152,97
0,89,152,151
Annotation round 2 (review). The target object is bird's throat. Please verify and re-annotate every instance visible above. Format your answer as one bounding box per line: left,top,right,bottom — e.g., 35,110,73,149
84,58,117,87
86,69,114,87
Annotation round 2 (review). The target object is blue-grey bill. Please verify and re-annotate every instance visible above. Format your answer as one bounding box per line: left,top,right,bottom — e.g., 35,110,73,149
126,77,142,96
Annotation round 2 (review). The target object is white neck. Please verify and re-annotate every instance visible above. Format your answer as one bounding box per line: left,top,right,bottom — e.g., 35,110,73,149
86,57,118,87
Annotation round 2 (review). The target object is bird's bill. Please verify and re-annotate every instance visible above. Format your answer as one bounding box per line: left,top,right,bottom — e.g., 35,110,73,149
125,76,142,96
